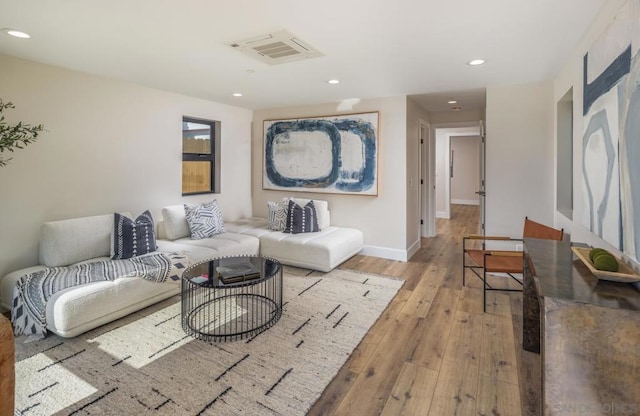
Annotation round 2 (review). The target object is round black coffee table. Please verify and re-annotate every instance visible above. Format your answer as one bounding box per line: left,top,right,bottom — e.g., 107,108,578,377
181,255,283,341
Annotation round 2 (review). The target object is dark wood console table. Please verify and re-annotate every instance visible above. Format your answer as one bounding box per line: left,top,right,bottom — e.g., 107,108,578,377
522,238,640,415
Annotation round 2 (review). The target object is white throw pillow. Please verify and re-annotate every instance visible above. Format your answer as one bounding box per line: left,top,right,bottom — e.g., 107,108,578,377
161,205,191,241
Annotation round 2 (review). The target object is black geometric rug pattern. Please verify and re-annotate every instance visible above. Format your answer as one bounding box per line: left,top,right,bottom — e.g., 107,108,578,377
14,267,403,415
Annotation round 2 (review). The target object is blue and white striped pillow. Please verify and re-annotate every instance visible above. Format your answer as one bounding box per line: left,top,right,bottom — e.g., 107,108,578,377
184,200,226,240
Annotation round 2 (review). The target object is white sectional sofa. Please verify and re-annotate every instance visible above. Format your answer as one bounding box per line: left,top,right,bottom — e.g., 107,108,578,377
0,198,363,338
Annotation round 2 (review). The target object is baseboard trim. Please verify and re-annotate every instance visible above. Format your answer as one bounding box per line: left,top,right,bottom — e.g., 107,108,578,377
360,245,408,262
436,211,450,219
406,239,421,261
451,199,479,205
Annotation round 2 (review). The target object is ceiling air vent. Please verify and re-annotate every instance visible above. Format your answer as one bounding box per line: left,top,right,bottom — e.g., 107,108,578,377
228,30,323,65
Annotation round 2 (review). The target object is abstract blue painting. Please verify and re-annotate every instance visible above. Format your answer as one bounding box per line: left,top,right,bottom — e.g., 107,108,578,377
263,112,378,195
582,0,640,261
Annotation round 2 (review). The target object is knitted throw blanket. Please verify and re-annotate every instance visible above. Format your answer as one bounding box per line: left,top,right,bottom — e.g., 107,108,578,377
12,252,189,338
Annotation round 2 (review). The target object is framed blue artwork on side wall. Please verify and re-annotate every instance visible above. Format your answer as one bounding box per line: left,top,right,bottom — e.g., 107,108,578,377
582,0,640,262
263,112,379,196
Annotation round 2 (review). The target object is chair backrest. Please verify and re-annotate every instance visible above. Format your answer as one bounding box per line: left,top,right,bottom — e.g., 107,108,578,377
522,217,564,241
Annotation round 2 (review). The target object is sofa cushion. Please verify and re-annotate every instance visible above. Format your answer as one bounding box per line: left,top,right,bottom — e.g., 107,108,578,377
111,211,157,259
185,200,226,239
171,232,260,258
282,197,330,230
39,213,130,267
155,240,216,262
224,218,272,238
161,205,191,241
284,200,319,234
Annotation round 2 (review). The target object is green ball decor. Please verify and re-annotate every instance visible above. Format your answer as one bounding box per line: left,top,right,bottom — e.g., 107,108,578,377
593,254,619,272
589,248,610,262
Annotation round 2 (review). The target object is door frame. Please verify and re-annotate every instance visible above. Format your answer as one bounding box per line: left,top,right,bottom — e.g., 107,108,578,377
419,119,433,237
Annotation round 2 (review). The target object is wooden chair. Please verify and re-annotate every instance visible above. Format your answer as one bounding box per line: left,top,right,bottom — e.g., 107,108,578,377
462,217,564,312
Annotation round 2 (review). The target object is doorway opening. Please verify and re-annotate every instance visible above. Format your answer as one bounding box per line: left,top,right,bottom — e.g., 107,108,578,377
424,122,483,235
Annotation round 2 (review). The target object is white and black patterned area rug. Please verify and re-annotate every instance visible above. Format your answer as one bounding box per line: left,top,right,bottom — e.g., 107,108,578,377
14,267,403,416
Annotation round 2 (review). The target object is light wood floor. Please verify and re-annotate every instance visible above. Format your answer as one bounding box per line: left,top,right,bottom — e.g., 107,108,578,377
309,204,533,416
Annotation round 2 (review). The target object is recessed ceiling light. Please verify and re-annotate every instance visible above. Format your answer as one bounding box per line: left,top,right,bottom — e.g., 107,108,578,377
232,93,243,97
327,79,340,84
2,28,30,39
468,59,485,66
447,99,458,104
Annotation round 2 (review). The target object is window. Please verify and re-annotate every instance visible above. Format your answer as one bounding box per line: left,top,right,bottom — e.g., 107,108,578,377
182,117,221,195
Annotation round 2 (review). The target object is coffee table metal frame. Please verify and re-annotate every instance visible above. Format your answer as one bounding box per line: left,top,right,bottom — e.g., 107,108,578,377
181,255,283,342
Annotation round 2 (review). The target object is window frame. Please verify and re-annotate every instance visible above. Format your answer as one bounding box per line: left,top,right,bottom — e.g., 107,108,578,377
182,116,221,195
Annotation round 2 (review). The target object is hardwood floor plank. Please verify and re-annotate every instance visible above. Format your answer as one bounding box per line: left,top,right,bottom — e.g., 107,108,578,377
479,313,520,385
399,266,445,318
484,291,513,318
475,376,522,416
380,362,438,416
457,285,484,315
443,311,484,363
346,289,412,374
332,316,425,416
409,286,459,371
427,358,480,416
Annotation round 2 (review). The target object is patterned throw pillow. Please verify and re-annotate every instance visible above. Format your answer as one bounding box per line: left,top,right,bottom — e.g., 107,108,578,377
284,199,319,234
111,210,157,260
184,200,226,240
267,201,287,231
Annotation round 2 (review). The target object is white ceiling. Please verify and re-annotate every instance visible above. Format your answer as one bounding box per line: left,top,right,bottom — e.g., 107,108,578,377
0,0,606,111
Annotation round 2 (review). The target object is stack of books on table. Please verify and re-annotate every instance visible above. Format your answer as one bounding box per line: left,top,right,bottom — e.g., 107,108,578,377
217,264,261,284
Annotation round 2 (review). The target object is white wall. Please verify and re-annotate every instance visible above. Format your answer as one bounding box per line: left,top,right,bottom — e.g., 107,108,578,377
0,56,253,278
450,135,480,205
252,97,410,261
485,81,555,237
